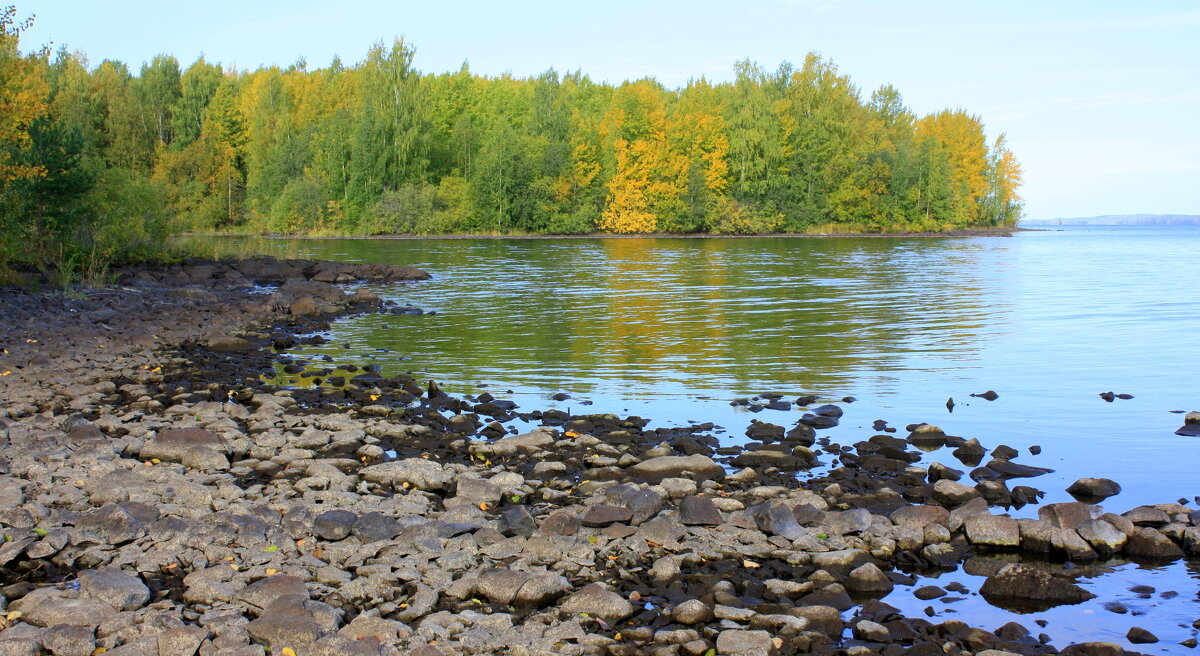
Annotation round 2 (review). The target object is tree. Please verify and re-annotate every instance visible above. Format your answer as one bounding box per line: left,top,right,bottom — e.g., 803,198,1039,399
0,5,47,183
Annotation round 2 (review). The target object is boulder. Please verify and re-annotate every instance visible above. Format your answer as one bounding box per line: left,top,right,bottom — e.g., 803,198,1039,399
627,455,724,482
1066,478,1122,500
558,583,634,623
979,564,1095,607
359,458,449,491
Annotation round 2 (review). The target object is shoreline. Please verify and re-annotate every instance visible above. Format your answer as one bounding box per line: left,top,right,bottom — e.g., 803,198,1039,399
0,256,1195,656
193,226,1023,242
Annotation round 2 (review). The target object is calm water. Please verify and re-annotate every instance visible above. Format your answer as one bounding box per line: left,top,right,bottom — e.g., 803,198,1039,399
230,226,1200,647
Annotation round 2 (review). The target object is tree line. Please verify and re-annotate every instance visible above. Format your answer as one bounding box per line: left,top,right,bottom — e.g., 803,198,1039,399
1,7,1023,275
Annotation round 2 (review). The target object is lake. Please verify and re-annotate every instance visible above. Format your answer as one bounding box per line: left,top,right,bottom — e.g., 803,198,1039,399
229,225,1200,647
236,226,1200,510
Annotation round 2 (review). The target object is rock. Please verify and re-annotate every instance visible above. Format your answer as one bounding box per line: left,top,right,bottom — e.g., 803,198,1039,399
671,599,714,625
907,424,947,448
679,496,722,526
43,625,97,656
1066,478,1122,500
539,511,581,536
78,568,150,611
1124,527,1185,560
157,626,209,656
846,562,893,594
628,455,724,482
499,506,537,537
650,556,681,583
754,502,803,540
1175,411,1200,436
745,421,784,440
810,549,871,576
913,585,946,600
206,335,253,352
359,458,449,491
559,584,634,623
236,575,308,616
246,611,320,649
581,504,633,527
715,629,776,656
1060,643,1124,656
452,478,502,508
933,479,982,507
1127,626,1158,644
1039,502,1103,530
352,512,401,542
890,504,950,529
19,598,117,628
1122,505,1170,526
602,484,664,525
979,564,1095,606
77,504,145,545
313,509,357,541
971,390,999,401
181,445,229,470
964,514,1020,547
854,619,890,641
473,569,570,607
141,427,227,462
1076,519,1128,557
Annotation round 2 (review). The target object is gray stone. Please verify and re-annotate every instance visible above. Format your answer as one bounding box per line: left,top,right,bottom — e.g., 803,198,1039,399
246,611,320,649
558,583,634,623
627,455,724,482
671,599,713,625
602,484,664,525
1124,527,1185,560
20,598,117,628
499,506,537,537
156,626,210,656
181,445,229,471
890,504,950,529
1066,478,1121,500
236,575,309,616
964,514,1020,547
679,496,722,526
1077,519,1128,557
581,504,633,527
846,562,893,594
754,502,803,540
854,619,890,642
933,479,982,507
352,512,401,542
1039,502,1103,530
715,629,775,656
539,511,580,536
313,509,357,541
359,458,449,491
979,564,1095,605
452,478,502,508
141,427,227,462
41,625,95,656
77,504,146,545
78,568,150,611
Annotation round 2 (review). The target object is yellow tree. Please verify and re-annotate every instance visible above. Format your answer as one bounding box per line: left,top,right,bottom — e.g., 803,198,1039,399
915,109,989,226
599,79,684,233
0,6,47,183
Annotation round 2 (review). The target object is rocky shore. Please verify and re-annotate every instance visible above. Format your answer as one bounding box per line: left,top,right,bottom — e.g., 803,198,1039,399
0,258,1197,656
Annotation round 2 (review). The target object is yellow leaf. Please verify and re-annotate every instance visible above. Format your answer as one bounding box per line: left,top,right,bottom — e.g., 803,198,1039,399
0,371,10,376
229,564,240,571
370,394,379,401
151,458,161,464
266,568,278,575
742,559,760,569
281,649,297,656
5,611,20,620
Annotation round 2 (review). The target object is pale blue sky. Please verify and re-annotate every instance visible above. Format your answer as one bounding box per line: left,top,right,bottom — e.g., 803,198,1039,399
20,0,1200,219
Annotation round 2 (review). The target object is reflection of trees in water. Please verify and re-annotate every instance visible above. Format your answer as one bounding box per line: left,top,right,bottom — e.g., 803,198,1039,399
221,236,1006,397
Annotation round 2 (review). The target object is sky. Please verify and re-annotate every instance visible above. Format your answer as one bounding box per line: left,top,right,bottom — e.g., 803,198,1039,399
19,0,1200,220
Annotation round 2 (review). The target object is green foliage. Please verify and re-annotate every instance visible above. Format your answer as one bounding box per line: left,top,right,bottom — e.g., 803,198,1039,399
0,25,1023,272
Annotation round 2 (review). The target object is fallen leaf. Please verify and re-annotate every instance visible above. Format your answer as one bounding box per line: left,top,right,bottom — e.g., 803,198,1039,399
263,545,278,552
266,568,277,575
742,559,760,569
281,649,297,656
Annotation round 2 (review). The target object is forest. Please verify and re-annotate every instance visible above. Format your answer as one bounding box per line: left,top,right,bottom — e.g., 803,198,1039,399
1,6,1022,277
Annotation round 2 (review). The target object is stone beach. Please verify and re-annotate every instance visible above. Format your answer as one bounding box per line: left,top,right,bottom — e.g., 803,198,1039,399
0,258,1198,656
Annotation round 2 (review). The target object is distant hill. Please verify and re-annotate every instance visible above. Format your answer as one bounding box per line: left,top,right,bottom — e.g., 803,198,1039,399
1022,214,1200,226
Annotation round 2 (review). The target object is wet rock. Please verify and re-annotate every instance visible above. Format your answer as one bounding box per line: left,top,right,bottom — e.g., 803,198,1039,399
979,564,1095,607
1127,626,1158,644
558,583,634,623
745,420,784,440
679,495,722,526
854,619,890,641
1122,505,1170,526
1060,643,1124,656
77,568,150,611
928,461,963,482
1124,527,1185,560
1176,411,1200,436
971,390,999,401
800,583,853,611
985,458,1053,478
913,585,946,600
627,454,724,482
952,438,987,466
1066,478,1122,500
